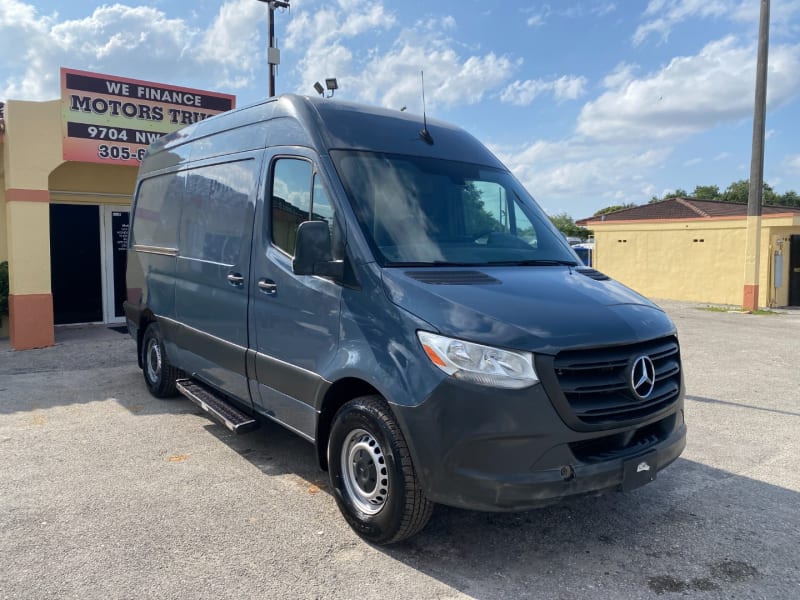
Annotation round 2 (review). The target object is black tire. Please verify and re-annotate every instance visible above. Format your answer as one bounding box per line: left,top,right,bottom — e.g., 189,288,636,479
328,395,433,545
141,322,180,398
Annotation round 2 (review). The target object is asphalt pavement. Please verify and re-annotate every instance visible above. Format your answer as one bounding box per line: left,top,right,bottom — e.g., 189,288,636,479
1,301,798,599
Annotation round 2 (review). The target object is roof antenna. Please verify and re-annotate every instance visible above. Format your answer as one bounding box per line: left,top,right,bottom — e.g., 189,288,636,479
419,70,434,145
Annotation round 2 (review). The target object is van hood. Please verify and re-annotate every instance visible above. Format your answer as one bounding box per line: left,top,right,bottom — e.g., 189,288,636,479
381,267,676,354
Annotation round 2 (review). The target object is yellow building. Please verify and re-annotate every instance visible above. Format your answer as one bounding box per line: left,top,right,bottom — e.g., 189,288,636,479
0,68,234,349
580,198,800,308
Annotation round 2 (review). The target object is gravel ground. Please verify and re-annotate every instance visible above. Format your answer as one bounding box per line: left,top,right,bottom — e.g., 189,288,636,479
0,301,798,599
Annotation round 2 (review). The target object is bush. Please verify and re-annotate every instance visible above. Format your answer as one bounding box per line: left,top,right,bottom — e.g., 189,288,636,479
0,261,8,316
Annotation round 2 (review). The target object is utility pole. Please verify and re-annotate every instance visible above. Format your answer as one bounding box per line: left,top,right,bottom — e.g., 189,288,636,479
742,0,770,311
257,0,290,97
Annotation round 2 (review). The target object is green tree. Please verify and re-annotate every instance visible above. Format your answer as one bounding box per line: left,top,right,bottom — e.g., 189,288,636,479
648,189,688,203
693,185,720,199
549,212,591,239
775,190,800,207
593,203,637,216
719,180,783,204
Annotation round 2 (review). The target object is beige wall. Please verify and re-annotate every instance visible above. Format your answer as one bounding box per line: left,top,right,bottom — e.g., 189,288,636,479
2,99,137,343
1,145,8,338
50,161,136,204
0,147,7,263
4,100,64,191
591,216,800,308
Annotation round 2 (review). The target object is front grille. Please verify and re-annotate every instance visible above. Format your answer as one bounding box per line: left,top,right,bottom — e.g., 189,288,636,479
552,336,681,426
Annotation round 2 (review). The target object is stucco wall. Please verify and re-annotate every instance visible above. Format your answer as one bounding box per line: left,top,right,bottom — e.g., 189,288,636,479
5,100,64,191
592,217,800,308
0,149,7,263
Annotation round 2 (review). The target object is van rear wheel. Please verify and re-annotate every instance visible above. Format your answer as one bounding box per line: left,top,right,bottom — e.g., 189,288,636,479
142,322,179,398
328,395,433,544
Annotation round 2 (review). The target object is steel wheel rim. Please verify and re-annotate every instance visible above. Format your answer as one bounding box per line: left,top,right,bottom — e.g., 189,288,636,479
341,428,388,515
145,337,162,383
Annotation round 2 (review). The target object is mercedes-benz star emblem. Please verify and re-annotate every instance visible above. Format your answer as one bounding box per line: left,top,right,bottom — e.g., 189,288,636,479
630,355,656,399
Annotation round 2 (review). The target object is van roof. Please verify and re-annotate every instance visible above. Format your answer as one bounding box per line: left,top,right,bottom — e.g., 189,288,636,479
143,94,505,173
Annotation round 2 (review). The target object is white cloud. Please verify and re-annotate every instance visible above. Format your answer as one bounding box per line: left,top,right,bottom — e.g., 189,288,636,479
0,0,272,101
286,2,516,110
357,46,516,110
602,62,638,89
634,0,730,45
786,155,800,170
500,75,588,106
284,1,396,98
490,137,673,215
577,37,800,142
715,152,731,160
527,14,546,27
683,157,702,167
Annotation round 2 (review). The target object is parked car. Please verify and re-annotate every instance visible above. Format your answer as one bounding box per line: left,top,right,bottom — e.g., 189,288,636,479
572,242,595,267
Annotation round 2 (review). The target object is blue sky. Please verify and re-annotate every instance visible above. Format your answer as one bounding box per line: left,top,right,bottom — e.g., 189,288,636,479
2,0,799,218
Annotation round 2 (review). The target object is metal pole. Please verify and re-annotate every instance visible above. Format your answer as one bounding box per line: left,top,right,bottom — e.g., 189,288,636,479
268,3,275,97
742,0,770,311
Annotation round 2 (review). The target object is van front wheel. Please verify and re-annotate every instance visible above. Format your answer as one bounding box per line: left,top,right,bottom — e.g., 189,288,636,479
328,395,433,544
141,322,179,398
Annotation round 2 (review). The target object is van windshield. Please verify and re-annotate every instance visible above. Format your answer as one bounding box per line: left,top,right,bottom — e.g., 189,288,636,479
331,151,578,267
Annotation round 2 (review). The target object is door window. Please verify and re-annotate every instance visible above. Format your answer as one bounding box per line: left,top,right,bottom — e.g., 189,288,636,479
271,158,338,257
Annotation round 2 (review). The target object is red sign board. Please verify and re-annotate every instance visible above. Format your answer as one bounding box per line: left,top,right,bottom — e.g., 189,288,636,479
61,67,236,166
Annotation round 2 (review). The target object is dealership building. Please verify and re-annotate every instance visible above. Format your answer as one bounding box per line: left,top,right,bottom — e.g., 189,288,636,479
0,68,234,349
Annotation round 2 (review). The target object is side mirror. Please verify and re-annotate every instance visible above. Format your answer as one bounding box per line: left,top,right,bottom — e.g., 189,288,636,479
292,220,344,279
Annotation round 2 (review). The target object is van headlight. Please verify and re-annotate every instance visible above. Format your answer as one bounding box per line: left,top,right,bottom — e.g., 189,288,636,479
416,331,538,389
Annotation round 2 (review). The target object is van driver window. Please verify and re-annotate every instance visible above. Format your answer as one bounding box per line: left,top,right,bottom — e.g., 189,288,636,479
271,158,337,257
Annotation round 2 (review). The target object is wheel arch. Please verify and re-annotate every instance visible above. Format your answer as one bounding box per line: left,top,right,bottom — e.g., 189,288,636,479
315,377,382,471
136,309,157,369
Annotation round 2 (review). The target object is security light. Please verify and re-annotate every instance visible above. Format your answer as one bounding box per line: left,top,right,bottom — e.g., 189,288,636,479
314,78,339,98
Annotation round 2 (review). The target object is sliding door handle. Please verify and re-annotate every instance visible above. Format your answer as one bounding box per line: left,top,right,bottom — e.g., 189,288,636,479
227,272,244,287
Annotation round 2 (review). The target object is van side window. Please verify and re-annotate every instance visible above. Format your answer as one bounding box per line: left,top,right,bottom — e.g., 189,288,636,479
131,174,181,249
180,160,255,265
271,158,338,257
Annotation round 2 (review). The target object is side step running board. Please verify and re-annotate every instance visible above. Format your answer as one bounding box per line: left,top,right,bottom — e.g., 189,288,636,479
176,378,258,434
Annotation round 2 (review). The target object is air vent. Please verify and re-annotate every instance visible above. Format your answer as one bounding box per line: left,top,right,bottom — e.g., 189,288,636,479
576,267,610,281
405,270,500,285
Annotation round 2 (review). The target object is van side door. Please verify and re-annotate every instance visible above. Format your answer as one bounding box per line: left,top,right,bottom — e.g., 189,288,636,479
172,155,259,405
249,151,342,438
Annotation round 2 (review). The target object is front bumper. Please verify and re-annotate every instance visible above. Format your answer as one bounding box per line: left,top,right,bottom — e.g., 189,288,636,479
393,379,686,512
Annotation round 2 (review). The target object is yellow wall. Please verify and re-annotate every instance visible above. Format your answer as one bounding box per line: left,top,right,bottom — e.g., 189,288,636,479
0,154,6,338
4,100,64,191
0,147,7,263
50,162,136,204
2,99,138,341
592,217,800,308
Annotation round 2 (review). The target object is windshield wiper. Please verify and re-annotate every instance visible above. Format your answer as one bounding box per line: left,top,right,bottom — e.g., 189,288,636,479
486,259,579,267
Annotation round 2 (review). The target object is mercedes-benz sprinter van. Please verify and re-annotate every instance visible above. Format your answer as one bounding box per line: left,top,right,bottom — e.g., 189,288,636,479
125,94,686,544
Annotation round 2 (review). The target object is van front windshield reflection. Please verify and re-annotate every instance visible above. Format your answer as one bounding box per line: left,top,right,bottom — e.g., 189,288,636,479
331,151,577,267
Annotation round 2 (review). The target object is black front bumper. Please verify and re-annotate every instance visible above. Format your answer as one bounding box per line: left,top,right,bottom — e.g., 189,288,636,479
393,379,686,512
